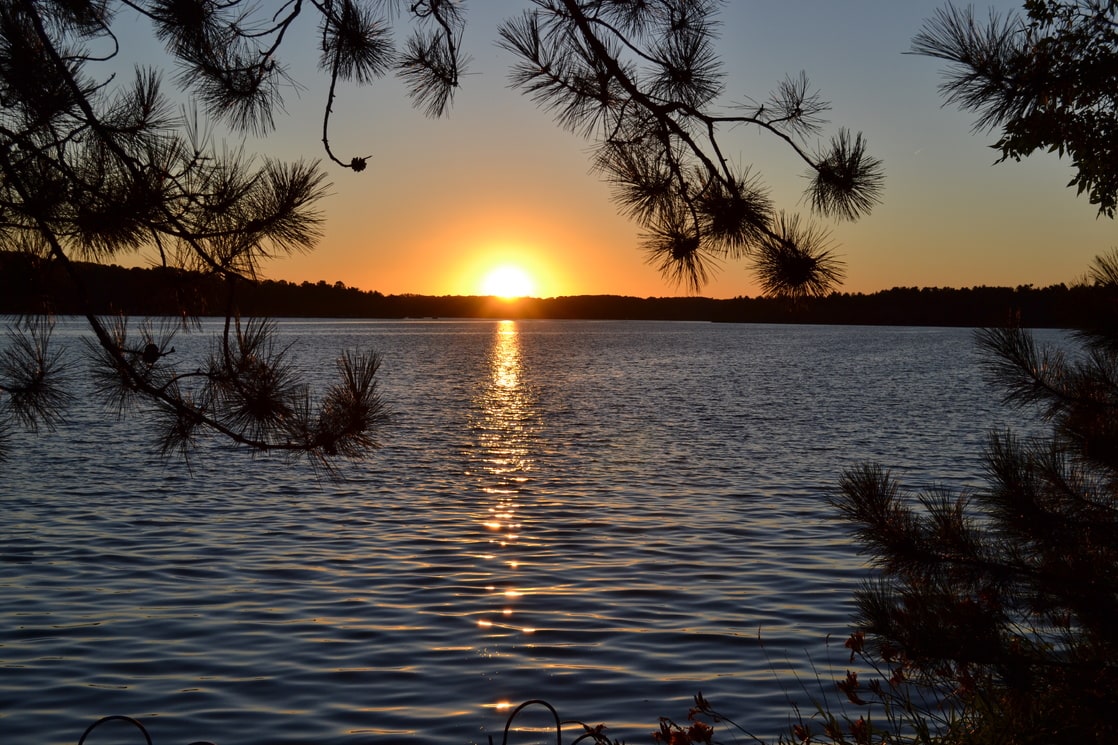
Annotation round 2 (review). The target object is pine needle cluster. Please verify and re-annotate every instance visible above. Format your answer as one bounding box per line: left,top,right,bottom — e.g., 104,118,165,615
498,0,883,296
0,0,451,465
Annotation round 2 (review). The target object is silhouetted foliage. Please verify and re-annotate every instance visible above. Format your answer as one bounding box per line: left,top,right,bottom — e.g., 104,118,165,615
0,0,423,466
499,1,882,294
913,0,1118,216
821,3,1118,742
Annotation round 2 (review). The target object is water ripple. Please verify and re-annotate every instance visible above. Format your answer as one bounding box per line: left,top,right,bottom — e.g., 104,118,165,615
0,320,1063,744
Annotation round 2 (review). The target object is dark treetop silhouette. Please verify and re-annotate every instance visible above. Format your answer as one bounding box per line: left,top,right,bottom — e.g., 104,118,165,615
0,0,882,465
822,3,1118,743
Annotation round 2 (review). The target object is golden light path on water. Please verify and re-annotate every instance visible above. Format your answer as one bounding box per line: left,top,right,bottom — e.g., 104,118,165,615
474,320,536,716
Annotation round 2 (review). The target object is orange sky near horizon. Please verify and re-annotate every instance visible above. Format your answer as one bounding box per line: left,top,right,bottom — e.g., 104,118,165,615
124,2,1118,300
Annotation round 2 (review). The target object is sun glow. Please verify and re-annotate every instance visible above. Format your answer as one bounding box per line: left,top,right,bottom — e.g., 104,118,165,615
480,265,536,299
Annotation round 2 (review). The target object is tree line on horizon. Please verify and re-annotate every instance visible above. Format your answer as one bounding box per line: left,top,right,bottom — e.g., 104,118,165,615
0,250,1102,328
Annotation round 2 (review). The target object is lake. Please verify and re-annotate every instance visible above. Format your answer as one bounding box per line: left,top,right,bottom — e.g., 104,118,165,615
0,319,1059,744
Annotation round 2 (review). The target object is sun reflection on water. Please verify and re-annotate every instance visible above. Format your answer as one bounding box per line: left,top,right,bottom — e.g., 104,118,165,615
468,320,540,701
492,323,521,390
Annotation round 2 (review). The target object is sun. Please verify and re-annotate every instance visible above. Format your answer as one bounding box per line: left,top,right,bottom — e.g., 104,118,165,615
480,265,536,299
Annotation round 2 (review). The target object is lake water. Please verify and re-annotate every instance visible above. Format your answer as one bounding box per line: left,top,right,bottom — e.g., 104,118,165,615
0,319,1060,745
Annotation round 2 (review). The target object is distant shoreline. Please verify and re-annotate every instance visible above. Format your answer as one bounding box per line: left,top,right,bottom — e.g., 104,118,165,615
1,252,1104,328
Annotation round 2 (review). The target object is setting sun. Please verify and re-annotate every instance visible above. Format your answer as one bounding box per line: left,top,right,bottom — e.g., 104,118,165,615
480,265,536,299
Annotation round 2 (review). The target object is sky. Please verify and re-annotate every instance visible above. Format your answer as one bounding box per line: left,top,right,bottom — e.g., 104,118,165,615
132,1,1118,299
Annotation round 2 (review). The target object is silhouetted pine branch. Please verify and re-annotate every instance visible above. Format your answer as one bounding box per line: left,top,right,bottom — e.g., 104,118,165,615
499,0,882,297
